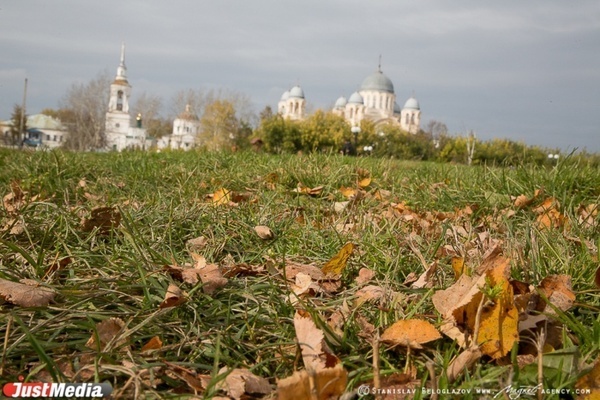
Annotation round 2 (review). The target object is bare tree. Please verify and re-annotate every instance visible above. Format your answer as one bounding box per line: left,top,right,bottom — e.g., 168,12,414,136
132,91,169,138
60,70,111,150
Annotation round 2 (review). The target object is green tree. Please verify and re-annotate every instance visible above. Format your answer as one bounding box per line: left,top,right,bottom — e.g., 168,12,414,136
299,110,349,153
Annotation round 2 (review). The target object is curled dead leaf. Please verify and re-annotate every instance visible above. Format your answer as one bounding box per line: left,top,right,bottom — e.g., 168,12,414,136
0,278,56,307
216,367,272,399
254,225,274,240
141,336,163,352
321,242,354,277
276,363,347,400
159,284,187,309
380,319,441,349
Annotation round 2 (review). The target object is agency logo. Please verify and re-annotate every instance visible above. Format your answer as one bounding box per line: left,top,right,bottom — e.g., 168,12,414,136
2,382,112,398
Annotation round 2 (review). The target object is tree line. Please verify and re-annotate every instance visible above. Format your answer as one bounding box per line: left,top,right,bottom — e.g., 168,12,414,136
4,71,599,167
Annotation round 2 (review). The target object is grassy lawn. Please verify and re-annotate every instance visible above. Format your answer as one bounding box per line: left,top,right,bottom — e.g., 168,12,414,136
0,148,599,399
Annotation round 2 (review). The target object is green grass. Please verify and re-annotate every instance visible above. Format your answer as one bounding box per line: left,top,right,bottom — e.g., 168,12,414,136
0,148,599,399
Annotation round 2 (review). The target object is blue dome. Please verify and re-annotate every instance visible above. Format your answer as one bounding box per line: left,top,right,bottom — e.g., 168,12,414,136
403,97,420,110
334,96,347,108
289,85,305,99
360,70,394,93
348,91,364,104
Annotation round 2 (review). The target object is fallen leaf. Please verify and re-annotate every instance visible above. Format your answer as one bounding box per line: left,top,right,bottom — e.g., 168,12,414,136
321,243,354,277
576,357,600,400
411,262,437,289
141,336,163,352
355,267,376,285
216,367,272,400
533,197,565,229
358,177,372,188
159,284,187,309
451,256,467,280
293,183,324,196
446,346,482,383
3,181,27,215
276,365,348,400
538,274,576,314
0,278,56,307
186,236,208,252
595,266,600,288
290,272,320,298
254,225,274,240
355,285,386,305
380,319,441,349
212,188,231,205
578,203,598,228
190,252,228,295
81,206,121,234
293,312,338,371
86,318,127,351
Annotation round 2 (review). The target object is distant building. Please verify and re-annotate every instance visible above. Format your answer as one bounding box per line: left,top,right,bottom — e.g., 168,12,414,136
278,85,306,121
104,44,151,151
157,104,201,150
1,114,68,148
332,66,421,133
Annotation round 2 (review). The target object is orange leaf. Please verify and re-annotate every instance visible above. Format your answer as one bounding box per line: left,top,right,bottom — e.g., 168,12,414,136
381,319,441,349
159,284,187,309
451,256,466,280
358,177,372,188
339,186,357,198
212,188,231,205
141,336,163,352
321,243,355,277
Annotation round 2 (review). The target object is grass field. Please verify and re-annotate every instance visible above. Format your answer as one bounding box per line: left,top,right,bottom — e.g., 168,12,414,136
0,148,599,399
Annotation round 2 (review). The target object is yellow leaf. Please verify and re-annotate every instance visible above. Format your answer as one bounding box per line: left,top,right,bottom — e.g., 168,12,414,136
321,243,355,276
358,177,371,188
212,188,231,205
381,319,442,349
339,186,357,198
451,256,466,279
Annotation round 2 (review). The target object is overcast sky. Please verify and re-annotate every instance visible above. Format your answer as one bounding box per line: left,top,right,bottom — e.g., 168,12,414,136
2,1,599,151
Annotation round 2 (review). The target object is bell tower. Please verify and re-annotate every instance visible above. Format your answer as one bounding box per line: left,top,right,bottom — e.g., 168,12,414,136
105,43,132,150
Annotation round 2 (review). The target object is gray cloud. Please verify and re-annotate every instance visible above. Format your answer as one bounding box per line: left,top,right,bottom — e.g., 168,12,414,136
2,0,599,151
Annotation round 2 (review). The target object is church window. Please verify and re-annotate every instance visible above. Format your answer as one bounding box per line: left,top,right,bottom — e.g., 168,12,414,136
115,123,120,128
117,91,124,111
349,108,354,118
405,114,409,125
411,114,415,124
379,96,382,109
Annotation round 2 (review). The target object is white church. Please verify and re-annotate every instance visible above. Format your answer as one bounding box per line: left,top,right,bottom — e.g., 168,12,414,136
104,44,151,151
278,65,421,134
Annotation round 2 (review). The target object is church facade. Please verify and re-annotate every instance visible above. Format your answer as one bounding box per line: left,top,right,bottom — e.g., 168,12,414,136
278,67,421,134
104,44,151,151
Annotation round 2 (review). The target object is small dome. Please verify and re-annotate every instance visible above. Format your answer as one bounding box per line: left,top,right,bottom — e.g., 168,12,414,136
360,70,394,93
178,104,199,121
348,91,364,104
403,97,420,110
334,96,347,108
393,102,401,114
289,85,305,99
280,90,290,101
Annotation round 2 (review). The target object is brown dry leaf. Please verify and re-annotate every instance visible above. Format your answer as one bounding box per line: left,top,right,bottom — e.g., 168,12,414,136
321,242,355,277
141,336,163,352
85,318,127,351
355,267,376,285
355,285,386,305
538,274,576,314
2,218,26,235
578,204,599,228
186,236,208,252
44,256,73,278
446,346,482,383
81,206,121,234
377,373,421,400
3,181,27,215
159,284,187,309
595,266,600,288
411,262,437,289
290,272,320,299
293,312,338,371
282,262,325,281
276,363,347,400
293,183,324,196
164,361,207,393
355,314,376,341
381,319,441,349
534,197,566,229
451,256,467,280
190,252,228,295
222,262,266,278
254,225,274,240
216,367,272,400
576,357,600,400
0,278,56,307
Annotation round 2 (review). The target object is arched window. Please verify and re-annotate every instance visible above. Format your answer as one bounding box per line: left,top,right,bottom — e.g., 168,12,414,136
349,108,354,118
117,91,123,111
405,114,409,125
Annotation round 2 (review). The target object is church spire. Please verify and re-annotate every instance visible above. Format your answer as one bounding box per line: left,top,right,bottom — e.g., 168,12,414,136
116,42,127,81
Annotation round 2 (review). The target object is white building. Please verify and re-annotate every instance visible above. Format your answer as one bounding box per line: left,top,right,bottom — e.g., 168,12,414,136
333,67,421,133
277,85,306,121
104,44,151,151
1,114,68,148
157,104,201,150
